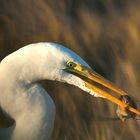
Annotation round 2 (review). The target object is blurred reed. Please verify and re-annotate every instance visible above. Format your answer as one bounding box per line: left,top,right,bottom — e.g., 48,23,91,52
0,0,140,139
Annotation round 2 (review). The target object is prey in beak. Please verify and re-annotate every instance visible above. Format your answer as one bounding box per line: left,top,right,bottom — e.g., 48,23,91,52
65,61,140,121
116,95,139,121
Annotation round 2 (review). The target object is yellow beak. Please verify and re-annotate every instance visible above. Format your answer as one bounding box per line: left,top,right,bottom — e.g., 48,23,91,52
65,64,140,116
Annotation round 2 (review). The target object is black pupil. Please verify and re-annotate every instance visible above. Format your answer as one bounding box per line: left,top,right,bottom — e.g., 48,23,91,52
69,63,73,67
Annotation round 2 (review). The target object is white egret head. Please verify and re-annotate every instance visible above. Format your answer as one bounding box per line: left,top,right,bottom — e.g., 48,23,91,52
1,42,139,140
2,42,140,113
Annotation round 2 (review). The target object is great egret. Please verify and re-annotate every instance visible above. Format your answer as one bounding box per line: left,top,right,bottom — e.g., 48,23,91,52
0,42,139,140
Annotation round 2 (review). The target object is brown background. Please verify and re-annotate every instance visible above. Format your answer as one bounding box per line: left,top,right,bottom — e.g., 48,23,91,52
0,0,140,140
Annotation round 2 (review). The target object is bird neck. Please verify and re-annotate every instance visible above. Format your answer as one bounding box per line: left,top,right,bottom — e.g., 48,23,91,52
0,45,61,85
0,44,57,140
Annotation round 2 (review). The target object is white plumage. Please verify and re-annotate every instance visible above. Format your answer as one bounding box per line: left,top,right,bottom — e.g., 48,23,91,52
1,42,137,140
0,42,96,140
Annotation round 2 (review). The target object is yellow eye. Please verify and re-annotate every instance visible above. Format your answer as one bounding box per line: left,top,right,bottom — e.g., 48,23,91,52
67,61,75,68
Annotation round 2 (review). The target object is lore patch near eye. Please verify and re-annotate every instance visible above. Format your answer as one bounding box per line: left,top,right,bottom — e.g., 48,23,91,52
75,65,83,71
66,60,83,72
66,60,85,72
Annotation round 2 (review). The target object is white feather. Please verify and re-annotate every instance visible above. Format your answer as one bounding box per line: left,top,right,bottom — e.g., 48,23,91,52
0,42,97,140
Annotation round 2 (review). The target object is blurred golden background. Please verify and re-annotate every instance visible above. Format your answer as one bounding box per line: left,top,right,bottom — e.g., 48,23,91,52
0,0,140,139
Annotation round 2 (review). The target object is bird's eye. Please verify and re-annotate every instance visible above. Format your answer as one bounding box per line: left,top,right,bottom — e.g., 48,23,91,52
67,61,75,68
